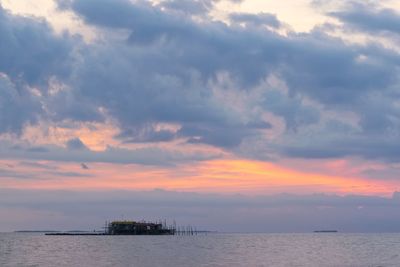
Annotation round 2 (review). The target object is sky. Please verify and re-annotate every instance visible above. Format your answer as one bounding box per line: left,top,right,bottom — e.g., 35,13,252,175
1,0,400,232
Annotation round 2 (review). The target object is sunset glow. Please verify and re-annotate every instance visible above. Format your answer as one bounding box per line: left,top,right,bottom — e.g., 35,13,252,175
1,0,400,232
0,159,395,196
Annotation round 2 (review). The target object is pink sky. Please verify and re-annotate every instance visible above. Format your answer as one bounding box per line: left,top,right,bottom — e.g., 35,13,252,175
1,0,400,232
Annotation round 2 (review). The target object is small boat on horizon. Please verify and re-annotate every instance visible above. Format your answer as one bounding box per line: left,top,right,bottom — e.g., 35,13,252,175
313,230,338,233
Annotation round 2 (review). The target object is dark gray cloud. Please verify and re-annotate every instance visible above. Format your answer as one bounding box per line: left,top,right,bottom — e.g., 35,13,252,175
160,0,215,15
159,0,244,16
57,0,278,148
181,122,254,148
45,86,104,123
66,138,88,150
0,76,40,134
1,0,400,165
281,135,400,163
229,12,281,28
117,125,177,143
281,37,399,106
330,4,400,34
0,5,74,134
263,90,320,131
0,5,72,86
1,189,400,232
62,0,400,158
31,0,400,162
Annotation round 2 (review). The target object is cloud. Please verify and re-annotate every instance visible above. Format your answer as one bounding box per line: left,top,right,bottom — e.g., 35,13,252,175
0,5,73,86
330,4,400,35
229,12,281,28
117,125,177,143
1,0,400,165
0,75,41,134
0,168,36,180
36,0,400,163
48,170,92,177
159,0,215,15
159,0,244,16
280,135,400,162
0,165,90,180
53,0,280,148
180,122,257,148
66,138,88,150
0,5,75,135
0,141,220,166
61,1,397,133
262,89,320,131
18,161,58,170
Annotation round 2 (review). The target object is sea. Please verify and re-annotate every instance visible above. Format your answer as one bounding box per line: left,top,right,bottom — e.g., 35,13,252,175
1,233,400,267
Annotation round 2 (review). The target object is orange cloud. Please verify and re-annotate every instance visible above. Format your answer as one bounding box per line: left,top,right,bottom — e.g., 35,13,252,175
0,159,397,196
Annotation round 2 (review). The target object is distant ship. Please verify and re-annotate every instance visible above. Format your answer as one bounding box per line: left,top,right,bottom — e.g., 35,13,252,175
313,230,338,233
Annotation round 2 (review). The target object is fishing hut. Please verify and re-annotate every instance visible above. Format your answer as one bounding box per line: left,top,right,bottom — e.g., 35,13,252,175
45,219,201,236
106,221,175,235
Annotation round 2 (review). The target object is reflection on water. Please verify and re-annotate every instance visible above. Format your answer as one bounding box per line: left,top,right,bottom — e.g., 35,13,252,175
1,233,400,266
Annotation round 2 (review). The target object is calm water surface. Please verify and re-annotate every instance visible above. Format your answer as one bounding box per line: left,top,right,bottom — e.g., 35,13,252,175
1,233,400,267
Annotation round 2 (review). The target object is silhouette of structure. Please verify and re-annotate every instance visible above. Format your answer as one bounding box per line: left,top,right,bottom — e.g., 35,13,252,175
107,221,174,235
45,219,203,236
